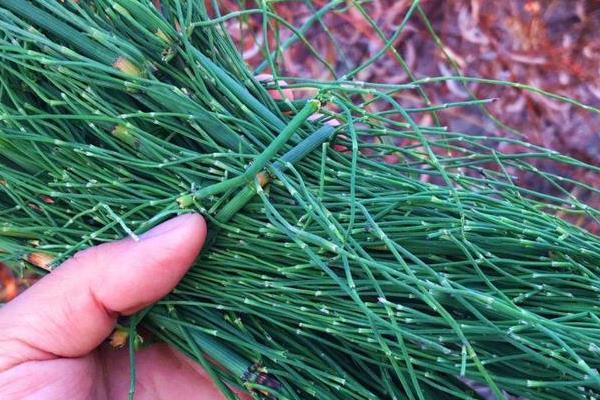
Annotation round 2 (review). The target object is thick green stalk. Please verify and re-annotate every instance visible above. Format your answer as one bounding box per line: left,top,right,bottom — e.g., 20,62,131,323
177,98,320,206
215,125,335,224
1,0,115,64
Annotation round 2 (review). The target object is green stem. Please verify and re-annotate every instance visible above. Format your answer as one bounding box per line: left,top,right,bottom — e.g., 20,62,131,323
0,0,116,64
178,99,320,206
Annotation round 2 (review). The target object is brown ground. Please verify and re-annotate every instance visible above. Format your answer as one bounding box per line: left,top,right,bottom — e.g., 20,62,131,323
2,0,599,301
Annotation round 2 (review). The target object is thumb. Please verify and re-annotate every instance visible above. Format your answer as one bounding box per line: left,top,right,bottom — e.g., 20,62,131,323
0,213,206,371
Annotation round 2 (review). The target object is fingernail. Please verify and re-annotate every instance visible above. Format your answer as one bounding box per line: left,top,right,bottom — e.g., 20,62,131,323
140,213,198,240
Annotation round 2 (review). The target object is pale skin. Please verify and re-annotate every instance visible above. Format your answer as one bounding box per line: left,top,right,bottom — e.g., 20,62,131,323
0,213,244,399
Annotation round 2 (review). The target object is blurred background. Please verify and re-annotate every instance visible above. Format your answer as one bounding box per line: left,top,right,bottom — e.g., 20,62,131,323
2,0,599,301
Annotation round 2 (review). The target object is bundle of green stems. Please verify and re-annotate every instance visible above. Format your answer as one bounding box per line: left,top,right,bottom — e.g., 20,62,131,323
1,1,600,399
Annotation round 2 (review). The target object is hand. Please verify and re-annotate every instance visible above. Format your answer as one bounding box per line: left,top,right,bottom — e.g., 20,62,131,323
0,214,233,400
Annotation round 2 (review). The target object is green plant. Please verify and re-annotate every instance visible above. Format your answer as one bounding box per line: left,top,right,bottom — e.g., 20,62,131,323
1,1,600,399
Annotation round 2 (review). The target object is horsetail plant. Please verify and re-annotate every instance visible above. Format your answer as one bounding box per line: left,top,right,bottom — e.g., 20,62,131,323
1,1,600,399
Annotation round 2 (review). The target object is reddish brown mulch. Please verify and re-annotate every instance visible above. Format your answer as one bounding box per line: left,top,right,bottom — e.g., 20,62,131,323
0,263,17,302
0,262,37,302
230,0,600,144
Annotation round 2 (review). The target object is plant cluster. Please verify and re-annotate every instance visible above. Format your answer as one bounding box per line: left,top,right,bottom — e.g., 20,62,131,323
1,1,600,399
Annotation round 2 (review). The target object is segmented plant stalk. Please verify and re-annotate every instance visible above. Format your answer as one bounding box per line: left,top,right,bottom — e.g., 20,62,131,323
1,1,600,400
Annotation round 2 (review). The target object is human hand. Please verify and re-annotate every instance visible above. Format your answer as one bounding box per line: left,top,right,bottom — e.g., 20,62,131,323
0,214,234,399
